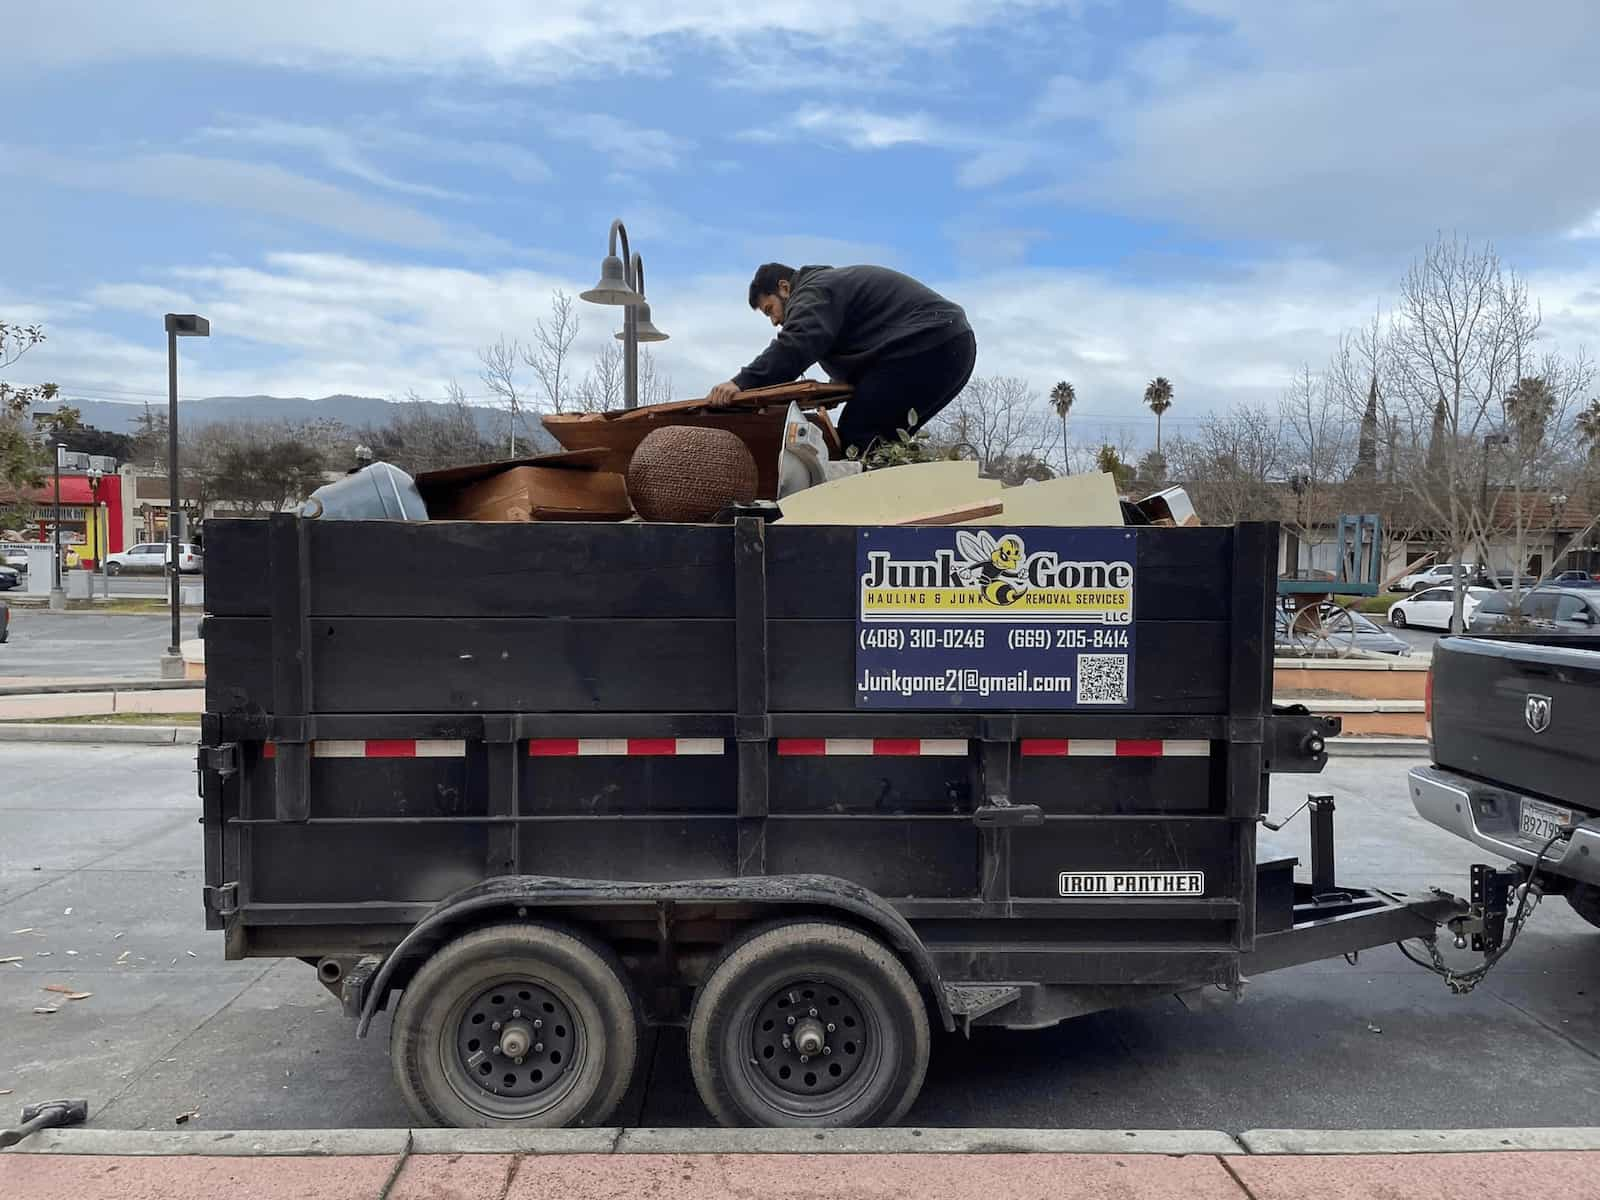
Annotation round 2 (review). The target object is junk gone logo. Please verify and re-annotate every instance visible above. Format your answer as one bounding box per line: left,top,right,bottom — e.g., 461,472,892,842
860,530,1134,623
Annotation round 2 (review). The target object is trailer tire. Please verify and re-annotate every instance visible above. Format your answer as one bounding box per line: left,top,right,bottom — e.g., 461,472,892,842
1567,884,1600,930
688,921,929,1128
390,922,638,1128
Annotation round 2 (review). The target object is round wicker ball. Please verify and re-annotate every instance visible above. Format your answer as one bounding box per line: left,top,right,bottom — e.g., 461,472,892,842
627,425,759,522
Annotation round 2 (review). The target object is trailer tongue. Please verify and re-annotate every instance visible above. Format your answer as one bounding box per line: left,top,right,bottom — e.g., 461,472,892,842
198,514,1479,1128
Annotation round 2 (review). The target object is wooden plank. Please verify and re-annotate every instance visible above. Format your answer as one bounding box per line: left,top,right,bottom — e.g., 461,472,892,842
769,619,1229,713
205,617,736,714
205,519,271,616
304,521,733,618
897,500,1003,526
960,474,1123,526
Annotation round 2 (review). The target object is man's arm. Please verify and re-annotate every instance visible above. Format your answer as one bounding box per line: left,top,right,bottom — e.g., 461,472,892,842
730,288,841,391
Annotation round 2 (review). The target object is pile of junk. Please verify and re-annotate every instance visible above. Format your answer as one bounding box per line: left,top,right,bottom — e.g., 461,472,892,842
303,380,1198,531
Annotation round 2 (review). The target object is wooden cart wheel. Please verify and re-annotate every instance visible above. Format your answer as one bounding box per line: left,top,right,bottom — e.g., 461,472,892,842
1284,600,1359,658
688,921,929,1128
390,923,638,1128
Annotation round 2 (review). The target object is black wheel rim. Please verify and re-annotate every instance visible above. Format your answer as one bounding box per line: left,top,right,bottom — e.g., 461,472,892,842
442,976,584,1119
741,977,880,1118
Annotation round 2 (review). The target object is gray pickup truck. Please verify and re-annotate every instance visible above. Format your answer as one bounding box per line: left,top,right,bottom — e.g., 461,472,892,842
1410,635,1600,928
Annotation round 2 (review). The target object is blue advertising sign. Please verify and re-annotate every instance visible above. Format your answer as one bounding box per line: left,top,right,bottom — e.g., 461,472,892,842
855,527,1137,709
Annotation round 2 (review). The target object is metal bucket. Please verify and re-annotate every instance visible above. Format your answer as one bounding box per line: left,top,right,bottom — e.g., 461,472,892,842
300,462,428,522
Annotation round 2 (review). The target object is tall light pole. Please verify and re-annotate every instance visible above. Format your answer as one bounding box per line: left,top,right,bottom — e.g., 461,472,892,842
163,313,210,678
87,466,104,600
579,219,668,409
49,442,66,610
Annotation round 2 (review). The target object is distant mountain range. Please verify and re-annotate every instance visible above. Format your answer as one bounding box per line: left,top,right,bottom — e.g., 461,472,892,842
38,394,558,451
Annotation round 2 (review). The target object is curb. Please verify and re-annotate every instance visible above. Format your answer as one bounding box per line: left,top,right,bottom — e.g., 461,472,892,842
1326,736,1428,757
0,679,202,697
0,722,198,745
1238,1127,1600,1154
7,1127,1243,1157
12,1126,1600,1158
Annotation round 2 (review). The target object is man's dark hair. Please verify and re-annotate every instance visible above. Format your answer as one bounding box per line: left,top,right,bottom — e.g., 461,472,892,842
748,263,796,309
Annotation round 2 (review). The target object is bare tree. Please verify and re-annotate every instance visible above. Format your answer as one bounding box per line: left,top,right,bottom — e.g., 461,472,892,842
638,346,674,407
521,290,582,414
1387,234,1541,629
1167,403,1284,524
478,335,532,456
1279,364,1358,575
359,383,497,475
929,375,1061,484
573,342,623,413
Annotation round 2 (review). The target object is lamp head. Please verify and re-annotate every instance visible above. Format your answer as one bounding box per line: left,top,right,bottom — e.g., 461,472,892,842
580,255,642,306
615,300,669,343
164,313,211,337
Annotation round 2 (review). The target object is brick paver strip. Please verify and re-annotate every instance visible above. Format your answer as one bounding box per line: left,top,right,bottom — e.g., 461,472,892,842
1227,1151,1600,1200
0,1153,400,1200
390,1152,519,1200
503,1152,1245,1200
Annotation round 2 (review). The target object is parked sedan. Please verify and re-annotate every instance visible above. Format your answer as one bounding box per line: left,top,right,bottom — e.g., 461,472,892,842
0,564,18,591
1468,586,1600,635
1387,585,1494,631
1395,563,1476,592
1276,605,1411,655
1547,570,1600,587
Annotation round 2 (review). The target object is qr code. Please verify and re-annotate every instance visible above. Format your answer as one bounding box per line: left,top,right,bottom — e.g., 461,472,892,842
1078,654,1129,704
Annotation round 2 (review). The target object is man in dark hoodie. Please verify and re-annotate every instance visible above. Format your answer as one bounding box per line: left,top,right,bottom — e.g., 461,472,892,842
707,263,976,459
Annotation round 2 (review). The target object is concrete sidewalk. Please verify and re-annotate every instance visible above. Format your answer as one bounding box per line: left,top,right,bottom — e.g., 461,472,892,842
4,1128,1598,1200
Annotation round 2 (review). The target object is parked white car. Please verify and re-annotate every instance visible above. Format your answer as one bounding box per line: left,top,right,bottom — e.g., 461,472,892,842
1395,563,1477,592
1387,585,1494,631
104,542,203,576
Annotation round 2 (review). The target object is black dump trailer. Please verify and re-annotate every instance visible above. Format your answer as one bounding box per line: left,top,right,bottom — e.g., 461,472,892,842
198,515,1459,1128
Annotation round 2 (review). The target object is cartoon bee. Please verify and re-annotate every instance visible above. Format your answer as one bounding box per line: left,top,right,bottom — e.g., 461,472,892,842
955,531,1028,606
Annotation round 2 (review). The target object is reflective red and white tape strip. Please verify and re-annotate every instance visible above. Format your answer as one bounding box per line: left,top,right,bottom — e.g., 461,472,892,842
527,738,725,757
777,738,969,757
1019,739,1210,757
263,740,467,759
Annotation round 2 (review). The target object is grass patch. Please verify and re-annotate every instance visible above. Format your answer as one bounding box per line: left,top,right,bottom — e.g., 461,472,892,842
1354,593,1404,613
5,712,202,726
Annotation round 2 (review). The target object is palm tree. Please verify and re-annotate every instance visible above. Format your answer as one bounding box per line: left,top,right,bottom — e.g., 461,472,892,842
1577,398,1600,460
1143,376,1174,455
1049,381,1075,469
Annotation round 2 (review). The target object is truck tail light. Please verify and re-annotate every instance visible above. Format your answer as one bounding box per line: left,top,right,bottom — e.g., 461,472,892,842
1424,663,1434,738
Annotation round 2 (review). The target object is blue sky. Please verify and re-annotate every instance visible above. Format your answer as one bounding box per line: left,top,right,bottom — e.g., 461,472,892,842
5,0,1600,451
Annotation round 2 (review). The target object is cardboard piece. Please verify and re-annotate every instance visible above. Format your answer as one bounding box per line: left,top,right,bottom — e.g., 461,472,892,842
960,473,1124,527
424,463,632,522
777,461,1002,526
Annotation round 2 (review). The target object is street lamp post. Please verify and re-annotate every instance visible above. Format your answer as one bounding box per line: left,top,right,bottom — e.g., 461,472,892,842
49,442,66,610
579,220,668,409
162,313,210,678
86,466,103,600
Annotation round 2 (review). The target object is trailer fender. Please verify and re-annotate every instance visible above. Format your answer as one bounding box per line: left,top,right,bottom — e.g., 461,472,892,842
355,874,954,1036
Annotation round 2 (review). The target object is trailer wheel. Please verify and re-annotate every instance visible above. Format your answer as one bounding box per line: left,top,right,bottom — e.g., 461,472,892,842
1567,884,1600,930
688,921,929,1128
390,923,638,1128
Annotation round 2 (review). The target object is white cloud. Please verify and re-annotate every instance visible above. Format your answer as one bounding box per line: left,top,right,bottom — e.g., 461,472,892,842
1027,3,1600,247
24,246,1597,445
788,106,939,150
1,147,508,254
553,113,692,172
15,2,1063,80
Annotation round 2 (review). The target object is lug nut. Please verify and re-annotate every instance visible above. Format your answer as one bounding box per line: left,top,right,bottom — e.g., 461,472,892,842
534,1019,542,1029
512,1008,522,1018
782,1035,792,1049
491,1021,502,1031
514,1057,524,1065
534,1043,544,1053
787,1016,796,1026
823,1046,832,1055
826,1023,836,1033
799,1055,809,1063
809,1008,818,1017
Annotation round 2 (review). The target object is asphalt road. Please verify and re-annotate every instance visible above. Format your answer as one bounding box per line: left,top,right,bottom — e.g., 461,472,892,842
0,747,1595,1132
0,611,201,680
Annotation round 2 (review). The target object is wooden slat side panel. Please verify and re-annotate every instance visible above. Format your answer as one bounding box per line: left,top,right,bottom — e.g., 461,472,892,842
205,519,271,616
306,521,734,618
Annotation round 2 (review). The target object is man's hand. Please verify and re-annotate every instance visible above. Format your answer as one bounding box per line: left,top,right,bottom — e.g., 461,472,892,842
707,380,741,408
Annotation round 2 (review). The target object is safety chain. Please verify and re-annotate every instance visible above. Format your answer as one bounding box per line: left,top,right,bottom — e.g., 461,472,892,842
1408,885,1544,994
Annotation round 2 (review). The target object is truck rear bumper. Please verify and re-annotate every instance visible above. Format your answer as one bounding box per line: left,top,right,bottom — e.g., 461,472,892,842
1409,765,1600,886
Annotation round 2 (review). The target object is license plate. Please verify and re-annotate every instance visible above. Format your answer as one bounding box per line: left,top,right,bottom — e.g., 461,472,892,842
1520,798,1574,843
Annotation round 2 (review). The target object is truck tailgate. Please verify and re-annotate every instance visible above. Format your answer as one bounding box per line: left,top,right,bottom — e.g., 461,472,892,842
1431,635,1600,809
